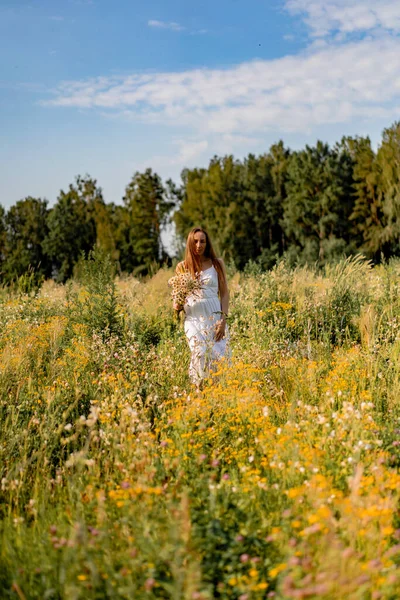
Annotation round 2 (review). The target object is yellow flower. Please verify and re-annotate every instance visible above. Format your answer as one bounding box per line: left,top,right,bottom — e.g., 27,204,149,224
269,563,287,578
317,505,331,519
291,520,302,529
249,568,258,578
256,582,268,590
287,487,302,499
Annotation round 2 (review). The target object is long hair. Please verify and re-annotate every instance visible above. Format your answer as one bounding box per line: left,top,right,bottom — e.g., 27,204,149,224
184,227,227,295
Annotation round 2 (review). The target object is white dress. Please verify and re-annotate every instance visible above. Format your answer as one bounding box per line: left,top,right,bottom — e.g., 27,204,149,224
184,265,230,385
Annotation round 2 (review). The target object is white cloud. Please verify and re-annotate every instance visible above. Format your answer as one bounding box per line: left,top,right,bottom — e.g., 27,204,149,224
44,37,400,139
284,0,400,38
191,28,209,35
137,140,209,173
148,19,185,32
175,140,209,164
147,19,207,35
134,135,265,184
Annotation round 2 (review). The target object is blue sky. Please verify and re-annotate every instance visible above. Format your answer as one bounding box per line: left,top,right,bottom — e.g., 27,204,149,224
1,0,400,210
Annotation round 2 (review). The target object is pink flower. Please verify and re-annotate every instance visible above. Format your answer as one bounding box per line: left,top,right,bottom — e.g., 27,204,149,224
145,578,155,591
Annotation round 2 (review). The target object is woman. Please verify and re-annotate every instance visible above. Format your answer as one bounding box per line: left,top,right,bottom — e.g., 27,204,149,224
174,227,230,387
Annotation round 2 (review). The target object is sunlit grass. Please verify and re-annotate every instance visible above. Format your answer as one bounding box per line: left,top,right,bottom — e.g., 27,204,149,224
1,256,400,599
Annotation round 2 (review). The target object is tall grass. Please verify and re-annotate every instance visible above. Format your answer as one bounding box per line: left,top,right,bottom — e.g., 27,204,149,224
1,254,400,599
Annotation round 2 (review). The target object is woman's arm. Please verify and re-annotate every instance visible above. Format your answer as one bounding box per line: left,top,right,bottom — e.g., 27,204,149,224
216,258,229,341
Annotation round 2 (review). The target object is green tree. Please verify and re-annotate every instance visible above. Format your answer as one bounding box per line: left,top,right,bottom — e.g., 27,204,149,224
203,155,244,263
341,136,381,258
174,148,291,269
238,151,285,268
174,167,209,242
374,122,400,258
44,176,99,282
283,141,355,264
174,156,244,264
118,169,172,274
2,197,50,283
74,175,117,258
269,141,291,254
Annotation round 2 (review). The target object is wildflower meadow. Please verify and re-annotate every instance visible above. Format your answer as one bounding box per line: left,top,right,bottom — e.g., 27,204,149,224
1,253,400,599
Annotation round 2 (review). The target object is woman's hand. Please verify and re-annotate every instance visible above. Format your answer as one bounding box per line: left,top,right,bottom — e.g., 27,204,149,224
173,302,183,311
215,318,226,342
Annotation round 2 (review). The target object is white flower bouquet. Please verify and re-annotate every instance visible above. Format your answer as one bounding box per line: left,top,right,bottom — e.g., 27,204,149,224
168,271,203,311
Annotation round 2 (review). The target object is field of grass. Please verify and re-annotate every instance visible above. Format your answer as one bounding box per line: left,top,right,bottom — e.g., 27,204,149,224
1,254,400,599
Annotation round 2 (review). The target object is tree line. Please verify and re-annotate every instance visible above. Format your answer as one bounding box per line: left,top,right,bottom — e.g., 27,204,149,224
1,121,400,283
0,170,174,284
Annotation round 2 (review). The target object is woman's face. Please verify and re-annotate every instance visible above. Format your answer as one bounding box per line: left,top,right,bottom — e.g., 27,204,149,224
193,231,207,256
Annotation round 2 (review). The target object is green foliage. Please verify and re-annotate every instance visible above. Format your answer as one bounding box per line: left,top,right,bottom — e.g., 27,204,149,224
193,504,279,596
375,122,400,257
43,176,100,282
282,141,355,265
1,263,400,598
74,248,125,340
343,136,380,256
174,150,287,269
118,168,173,273
2,197,50,283
130,313,163,349
230,255,372,352
4,120,400,285
15,265,45,296
303,257,368,347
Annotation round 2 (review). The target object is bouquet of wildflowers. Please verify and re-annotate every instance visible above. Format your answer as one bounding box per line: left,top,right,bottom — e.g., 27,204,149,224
168,271,202,311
